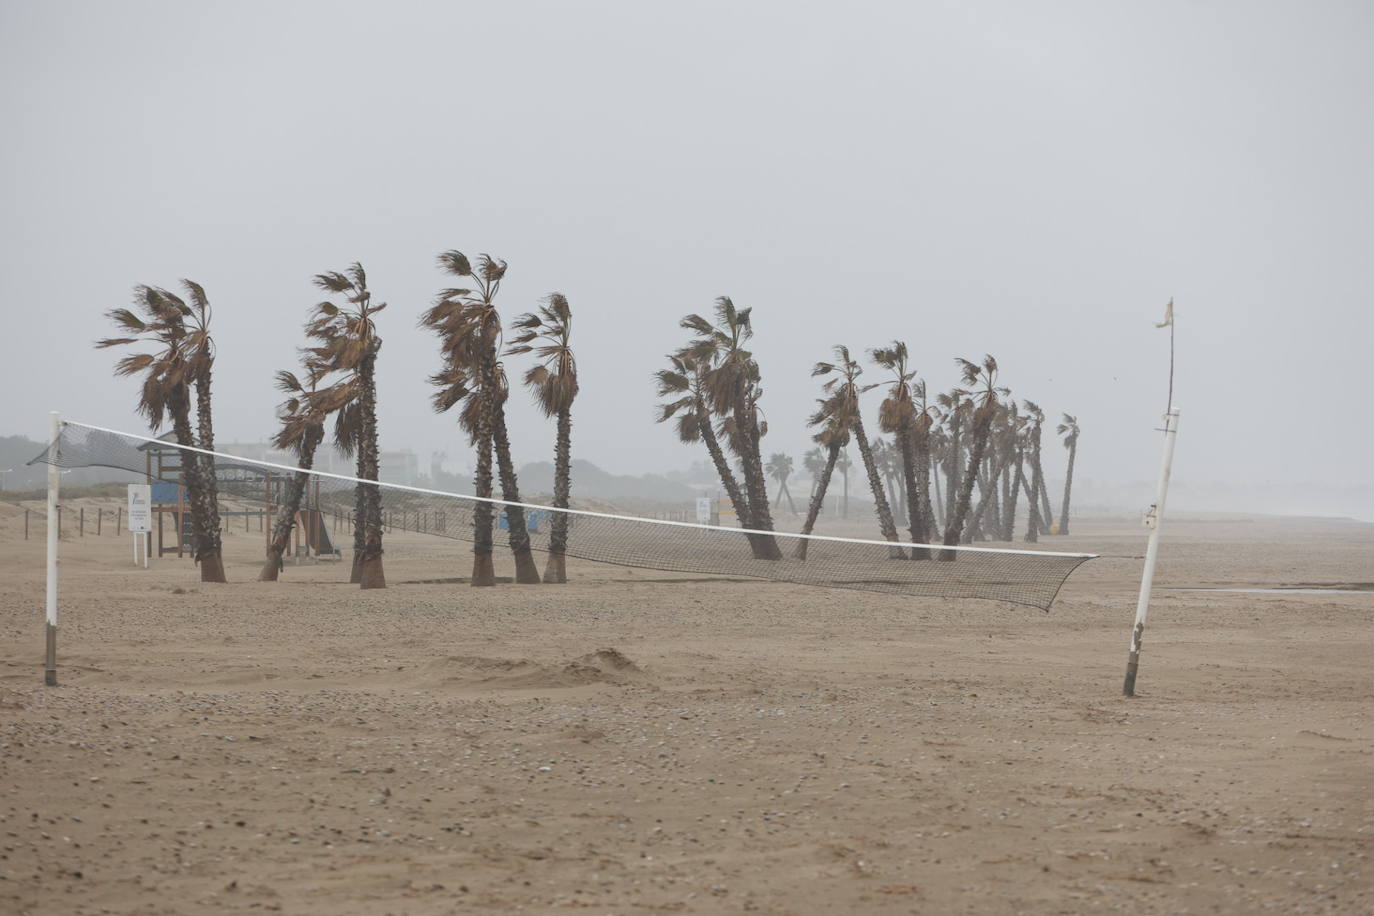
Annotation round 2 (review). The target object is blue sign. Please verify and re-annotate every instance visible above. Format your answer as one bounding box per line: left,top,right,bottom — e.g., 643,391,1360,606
498,509,550,533
151,481,181,504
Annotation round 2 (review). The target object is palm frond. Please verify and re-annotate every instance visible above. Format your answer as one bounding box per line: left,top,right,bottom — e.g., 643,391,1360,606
437,250,472,277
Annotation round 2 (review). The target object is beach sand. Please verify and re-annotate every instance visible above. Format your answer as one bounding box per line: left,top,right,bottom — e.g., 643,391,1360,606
1,504,1370,914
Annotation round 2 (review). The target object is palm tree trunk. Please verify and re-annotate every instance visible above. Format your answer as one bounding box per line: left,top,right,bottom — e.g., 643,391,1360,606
1006,449,1024,540
350,444,366,583
853,415,904,558
968,452,1006,544
166,384,218,577
940,404,994,560
471,418,497,586
358,355,386,589
1024,430,1043,544
899,425,930,560
1059,441,1076,535
929,455,944,530
735,396,781,559
963,461,992,544
796,444,840,559
985,456,1003,537
697,413,772,560
259,427,322,581
1037,464,1054,535
491,403,541,584
543,406,572,584
944,414,962,520
1005,461,1016,541
192,372,226,583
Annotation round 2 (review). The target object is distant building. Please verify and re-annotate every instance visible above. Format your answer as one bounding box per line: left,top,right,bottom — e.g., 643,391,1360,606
379,450,419,486
217,442,294,466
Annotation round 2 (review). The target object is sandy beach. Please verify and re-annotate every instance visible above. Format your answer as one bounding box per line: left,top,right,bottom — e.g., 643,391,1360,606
1,504,1371,914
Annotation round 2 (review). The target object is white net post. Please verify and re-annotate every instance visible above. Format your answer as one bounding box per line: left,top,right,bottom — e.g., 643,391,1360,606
44,411,60,687
1123,406,1180,696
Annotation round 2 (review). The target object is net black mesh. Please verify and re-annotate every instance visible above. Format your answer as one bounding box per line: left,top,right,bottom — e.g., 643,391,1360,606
32,422,1093,610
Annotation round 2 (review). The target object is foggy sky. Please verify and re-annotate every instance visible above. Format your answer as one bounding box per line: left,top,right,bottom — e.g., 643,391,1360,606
2,1,1370,514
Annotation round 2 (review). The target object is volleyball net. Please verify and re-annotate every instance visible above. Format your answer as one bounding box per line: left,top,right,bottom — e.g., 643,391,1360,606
30,420,1095,610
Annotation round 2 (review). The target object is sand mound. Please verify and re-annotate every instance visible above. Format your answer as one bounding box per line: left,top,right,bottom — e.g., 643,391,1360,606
574,647,641,672
421,648,644,690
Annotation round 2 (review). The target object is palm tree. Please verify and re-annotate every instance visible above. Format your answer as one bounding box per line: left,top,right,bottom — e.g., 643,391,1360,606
766,452,797,513
795,388,854,559
654,353,767,558
1056,413,1080,535
259,366,330,581
940,355,1007,559
424,251,540,585
813,346,903,557
306,263,386,589
507,292,579,583
97,284,226,582
171,281,227,582
870,341,929,558
1022,401,1045,543
678,297,781,559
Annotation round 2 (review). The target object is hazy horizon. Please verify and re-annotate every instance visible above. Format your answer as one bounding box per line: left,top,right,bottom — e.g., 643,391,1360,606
3,1,1370,521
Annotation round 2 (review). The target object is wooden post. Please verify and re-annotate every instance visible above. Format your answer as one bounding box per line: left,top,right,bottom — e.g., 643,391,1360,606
264,472,272,547
80,507,84,537
25,508,30,540
117,506,122,535
176,480,185,558
97,508,102,535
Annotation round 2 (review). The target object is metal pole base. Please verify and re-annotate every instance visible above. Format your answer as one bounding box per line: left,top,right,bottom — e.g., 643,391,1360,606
1122,651,1140,696
44,624,57,687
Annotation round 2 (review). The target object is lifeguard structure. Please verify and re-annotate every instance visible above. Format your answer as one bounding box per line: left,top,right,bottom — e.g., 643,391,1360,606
136,434,339,562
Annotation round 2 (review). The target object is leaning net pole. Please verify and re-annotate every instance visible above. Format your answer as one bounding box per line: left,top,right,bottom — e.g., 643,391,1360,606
1124,405,1181,696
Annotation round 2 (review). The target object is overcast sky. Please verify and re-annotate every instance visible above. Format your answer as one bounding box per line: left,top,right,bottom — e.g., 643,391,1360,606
2,1,1370,510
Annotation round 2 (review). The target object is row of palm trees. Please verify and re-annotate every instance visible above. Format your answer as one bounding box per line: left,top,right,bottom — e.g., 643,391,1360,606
100,254,579,590
657,305,1081,561
101,277,1077,586
769,409,1081,541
